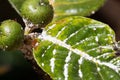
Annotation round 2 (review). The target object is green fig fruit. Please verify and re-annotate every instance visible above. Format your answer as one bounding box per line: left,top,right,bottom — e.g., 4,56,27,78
0,20,24,50
20,0,54,27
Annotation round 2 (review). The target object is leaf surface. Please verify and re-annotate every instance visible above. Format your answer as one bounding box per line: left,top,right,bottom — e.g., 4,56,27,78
50,0,105,21
34,16,120,80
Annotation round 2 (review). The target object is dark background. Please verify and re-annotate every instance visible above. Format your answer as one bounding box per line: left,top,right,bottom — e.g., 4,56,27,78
90,0,120,41
0,0,120,80
0,0,40,80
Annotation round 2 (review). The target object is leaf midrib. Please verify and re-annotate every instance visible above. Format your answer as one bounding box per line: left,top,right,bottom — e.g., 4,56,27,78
38,30,120,75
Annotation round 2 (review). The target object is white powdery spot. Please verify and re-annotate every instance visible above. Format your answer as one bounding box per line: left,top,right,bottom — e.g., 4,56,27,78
110,75,114,78
39,30,120,74
65,51,72,63
42,54,45,57
95,53,112,59
100,45,113,50
42,45,52,58
64,51,72,80
64,64,69,80
93,27,96,31
50,58,55,73
66,9,78,14
41,3,45,5
87,43,96,47
110,58,116,64
48,45,52,49
107,34,114,38
58,77,62,80
78,57,83,65
42,63,44,66
97,67,100,71
89,24,105,29
97,61,120,73
53,49,56,55
75,40,85,46
110,59,120,67
46,24,56,31
86,48,97,52
56,26,67,37
78,57,83,78
87,45,113,53
5,46,8,48
41,21,44,24
49,49,57,73
21,27,23,30
95,36,99,42
91,11,95,14
78,70,83,78
116,60,120,66
74,36,93,46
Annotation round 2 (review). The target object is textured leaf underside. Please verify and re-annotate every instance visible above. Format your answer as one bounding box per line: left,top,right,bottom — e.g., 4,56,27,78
51,0,105,21
34,16,120,80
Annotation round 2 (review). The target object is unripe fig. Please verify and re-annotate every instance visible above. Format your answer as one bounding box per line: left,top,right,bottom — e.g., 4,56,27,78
0,20,24,50
20,0,54,27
